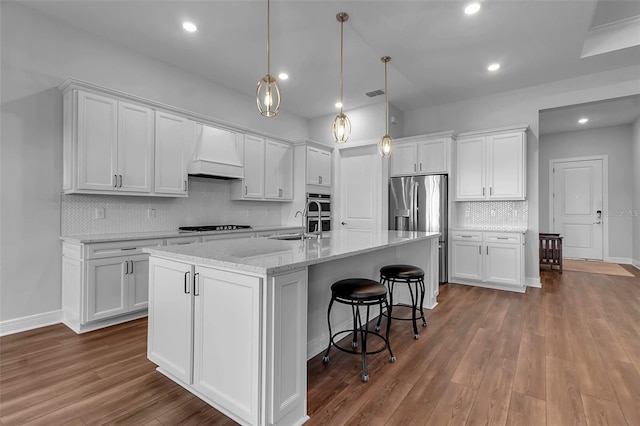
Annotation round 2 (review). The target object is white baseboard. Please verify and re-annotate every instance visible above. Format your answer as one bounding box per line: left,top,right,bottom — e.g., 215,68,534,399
0,310,63,337
526,277,542,288
632,259,640,270
605,256,632,264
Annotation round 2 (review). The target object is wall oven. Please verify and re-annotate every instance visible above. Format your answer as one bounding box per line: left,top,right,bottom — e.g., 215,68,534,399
306,193,331,232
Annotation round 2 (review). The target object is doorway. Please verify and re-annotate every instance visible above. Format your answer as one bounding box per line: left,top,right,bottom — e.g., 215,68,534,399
549,156,607,260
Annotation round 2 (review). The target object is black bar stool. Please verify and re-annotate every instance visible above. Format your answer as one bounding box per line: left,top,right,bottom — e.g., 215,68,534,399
375,264,427,339
322,278,396,382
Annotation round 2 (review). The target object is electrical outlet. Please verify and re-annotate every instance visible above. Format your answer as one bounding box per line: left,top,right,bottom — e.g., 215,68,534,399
490,210,496,217
147,208,156,219
514,210,518,217
95,207,105,219
464,210,470,217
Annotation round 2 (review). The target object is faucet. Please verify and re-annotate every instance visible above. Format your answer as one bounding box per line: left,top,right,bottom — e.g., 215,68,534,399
295,210,306,236
306,200,323,239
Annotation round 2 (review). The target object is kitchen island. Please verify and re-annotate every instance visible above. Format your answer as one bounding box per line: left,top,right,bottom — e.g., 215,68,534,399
144,229,439,426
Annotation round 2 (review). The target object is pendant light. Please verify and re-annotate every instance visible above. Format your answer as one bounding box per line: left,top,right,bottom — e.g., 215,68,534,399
256,0,281,117
332,12,351,144
379,56,393,158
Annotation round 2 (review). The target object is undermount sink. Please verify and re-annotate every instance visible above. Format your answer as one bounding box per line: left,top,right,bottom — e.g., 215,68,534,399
268,233,317,241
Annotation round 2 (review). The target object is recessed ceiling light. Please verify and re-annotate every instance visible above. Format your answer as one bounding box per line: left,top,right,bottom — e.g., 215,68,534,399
335,101,343,109
182,22,197,32
487,63,501,72
278,72,289,80
578,118,589,124
465,2,481,15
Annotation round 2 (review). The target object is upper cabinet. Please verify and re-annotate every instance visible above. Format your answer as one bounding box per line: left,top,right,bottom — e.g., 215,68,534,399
306,145,332,187
455,126,527,201
155,111,190,196
66,91,154,194
231,136,293,201
61,82,187,197
390,133,453,176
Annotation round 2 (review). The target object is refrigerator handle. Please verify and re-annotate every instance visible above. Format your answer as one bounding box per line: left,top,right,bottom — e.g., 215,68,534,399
413,181,419,231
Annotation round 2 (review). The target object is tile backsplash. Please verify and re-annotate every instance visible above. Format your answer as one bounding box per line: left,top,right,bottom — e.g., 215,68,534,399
456,200,528,231
61,177,284,236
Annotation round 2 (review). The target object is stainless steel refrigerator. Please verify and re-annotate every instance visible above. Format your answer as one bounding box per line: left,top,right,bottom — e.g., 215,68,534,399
389,175,448,284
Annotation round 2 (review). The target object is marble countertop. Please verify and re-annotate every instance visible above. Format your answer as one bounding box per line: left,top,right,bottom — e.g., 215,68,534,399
450,227,528,233
144,229,440,275
60,225,299,244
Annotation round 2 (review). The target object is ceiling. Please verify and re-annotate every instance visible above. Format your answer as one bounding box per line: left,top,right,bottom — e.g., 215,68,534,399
19,0,640,120
539,95,640,135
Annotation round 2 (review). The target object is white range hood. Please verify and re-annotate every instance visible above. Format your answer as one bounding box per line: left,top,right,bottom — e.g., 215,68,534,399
188,123,244,179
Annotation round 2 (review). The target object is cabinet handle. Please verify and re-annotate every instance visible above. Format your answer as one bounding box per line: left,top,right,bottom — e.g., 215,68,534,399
121,247,137,251
183,180,188,192
184,271,190,294
420,163,423,171
487,246,489,255
461,235,473,238
113,175,118,188
194,272,200,296
490,187,493,196
497,237,509,240
414,164,417,172
319,175,322,184
124,261,129,275
129,260,133,274
279,188,283,197
482,187,485,196
119,175,123,188
244,185,248,195
479,245,481,255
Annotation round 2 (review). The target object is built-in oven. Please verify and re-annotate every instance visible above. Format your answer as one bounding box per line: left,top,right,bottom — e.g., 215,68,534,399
306,193,331,217
308,217,331,233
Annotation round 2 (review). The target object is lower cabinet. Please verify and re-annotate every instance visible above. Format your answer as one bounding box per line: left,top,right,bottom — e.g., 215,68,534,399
451,231,525,291
147,256,308,426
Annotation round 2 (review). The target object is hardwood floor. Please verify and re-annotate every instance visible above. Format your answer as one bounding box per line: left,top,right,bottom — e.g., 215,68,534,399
1,265,638,425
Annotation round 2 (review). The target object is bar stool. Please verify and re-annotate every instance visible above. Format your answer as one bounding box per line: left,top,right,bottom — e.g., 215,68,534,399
375,264,427,339
322,278,396,382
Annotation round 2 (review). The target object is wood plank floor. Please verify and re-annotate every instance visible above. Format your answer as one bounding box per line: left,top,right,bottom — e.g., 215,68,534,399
1,265,638,425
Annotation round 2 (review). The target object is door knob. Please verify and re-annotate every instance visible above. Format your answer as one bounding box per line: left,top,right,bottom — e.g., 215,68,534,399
593,221,601,224
341,221,347,225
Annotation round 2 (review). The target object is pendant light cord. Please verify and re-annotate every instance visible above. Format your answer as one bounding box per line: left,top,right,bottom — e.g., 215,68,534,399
340,18,344,114
385,60,389,134
266,0,270,77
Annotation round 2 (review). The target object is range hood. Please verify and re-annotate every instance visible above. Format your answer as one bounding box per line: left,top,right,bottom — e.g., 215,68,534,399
188,123,244,179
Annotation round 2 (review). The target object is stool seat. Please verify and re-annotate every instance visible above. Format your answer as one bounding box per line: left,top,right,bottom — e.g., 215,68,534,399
380,264,424,279
332,278,387,301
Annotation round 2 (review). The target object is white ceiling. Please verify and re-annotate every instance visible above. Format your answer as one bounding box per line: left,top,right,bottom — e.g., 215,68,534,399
19,0,640,119
539,95,640,135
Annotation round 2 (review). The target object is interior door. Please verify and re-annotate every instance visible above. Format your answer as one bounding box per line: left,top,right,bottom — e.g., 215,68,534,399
552,158,603,259
338,145,381,230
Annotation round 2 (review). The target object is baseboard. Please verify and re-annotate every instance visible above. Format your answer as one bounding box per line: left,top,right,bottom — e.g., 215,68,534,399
0,310,63,337
526,277,542,288
632,259,640,270
605,256,632,264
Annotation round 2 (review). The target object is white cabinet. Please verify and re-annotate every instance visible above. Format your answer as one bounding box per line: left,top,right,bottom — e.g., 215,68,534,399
390,134,452,176
147,257,307,425
240,134,266,199
66,91,154,194
455,126,527,201
155,111,189,196
62,238,163,333
306,146,332,186
265,140,293,200
450,231,525,291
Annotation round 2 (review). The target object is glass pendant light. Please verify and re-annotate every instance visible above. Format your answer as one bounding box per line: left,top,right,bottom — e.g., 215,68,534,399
332,12,351,144
379,56,393,158
256,0,280,117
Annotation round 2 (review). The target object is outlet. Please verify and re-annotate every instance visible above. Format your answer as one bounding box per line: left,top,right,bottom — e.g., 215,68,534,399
513,210,518,217
95,207,105,219
490,210,496,217
147,208,156,219
464,210,470,217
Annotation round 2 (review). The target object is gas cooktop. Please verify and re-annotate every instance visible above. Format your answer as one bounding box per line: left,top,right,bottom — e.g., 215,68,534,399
178,225,252,232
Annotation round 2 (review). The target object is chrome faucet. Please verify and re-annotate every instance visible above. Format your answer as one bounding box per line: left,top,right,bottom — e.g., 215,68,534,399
295,210,305,236
306,200,323,239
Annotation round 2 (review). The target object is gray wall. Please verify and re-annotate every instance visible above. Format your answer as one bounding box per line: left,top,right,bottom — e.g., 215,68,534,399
633,118,640,267
539,125,634,261
0,3,309,323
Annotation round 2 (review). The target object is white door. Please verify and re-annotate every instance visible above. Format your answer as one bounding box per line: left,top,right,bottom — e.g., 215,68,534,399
552,158,604,260
338,145,381,230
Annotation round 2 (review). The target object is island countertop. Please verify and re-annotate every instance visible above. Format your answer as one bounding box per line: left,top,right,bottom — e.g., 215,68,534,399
144,229,440,274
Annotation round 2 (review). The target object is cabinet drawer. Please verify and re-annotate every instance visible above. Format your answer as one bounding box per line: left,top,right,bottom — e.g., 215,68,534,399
86,239,164,259
484,233,522,244
451,231,482,242
166,236,201,246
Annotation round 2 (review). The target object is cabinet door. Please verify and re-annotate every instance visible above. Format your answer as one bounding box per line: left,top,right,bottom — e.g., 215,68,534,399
86,257,128,322
147,257,194,384
77,91,118,191
390,142,417,176
451,240,483,281
318,149,332,186
243,135,265,198
306,147,320,185
155,111,188,195
265,141,293,200
128,254,150,311
455,137,485,200
417,138,447,174
485,243,521,286
192,267,262,425
486,132,525,199
118,101,154,193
